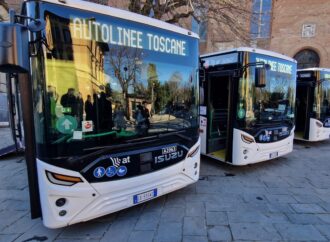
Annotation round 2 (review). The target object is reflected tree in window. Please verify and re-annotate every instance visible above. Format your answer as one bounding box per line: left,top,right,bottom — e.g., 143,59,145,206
106,46,143,119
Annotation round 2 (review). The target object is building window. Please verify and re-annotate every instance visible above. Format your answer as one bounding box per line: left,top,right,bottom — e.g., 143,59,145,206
192,17,207,42
294,49,320,69
250,0,272,39
302,24,316,38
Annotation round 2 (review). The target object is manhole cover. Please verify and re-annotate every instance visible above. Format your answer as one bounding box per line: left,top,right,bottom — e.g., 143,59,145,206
225,172,235,177
199,176,208,181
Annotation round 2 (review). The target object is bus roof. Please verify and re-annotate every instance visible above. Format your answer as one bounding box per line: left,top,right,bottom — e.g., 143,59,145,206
27,0,199,39
298,68,330,73
200,47,297,63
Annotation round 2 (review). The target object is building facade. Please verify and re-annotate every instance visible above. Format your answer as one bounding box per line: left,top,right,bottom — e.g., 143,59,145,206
196,0,330,68
269,0,330,68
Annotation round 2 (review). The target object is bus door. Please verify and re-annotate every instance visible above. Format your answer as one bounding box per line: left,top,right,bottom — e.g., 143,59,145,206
0,73,24,156
204,71,233,161
296,81,313,140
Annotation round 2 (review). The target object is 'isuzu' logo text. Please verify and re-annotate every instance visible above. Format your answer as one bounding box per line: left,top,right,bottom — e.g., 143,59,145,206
155,150,184,164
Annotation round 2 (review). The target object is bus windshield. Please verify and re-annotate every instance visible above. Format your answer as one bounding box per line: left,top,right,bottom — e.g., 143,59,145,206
237,52,296,129
313,72,330,126
32,3,199,160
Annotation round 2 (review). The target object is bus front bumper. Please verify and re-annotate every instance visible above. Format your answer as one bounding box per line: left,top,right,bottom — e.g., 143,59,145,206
308,118,330,141
36,141,200,229
232,128,294,166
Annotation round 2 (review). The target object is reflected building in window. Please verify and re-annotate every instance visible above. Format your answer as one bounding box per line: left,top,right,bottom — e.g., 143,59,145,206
44,12,107,103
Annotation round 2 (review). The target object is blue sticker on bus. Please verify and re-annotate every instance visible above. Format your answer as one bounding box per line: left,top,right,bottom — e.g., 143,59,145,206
106,166,117,177
116,166,127,176
93,167,106,178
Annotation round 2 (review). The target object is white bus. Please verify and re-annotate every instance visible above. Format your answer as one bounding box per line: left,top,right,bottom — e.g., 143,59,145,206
199,47,297,165
296,68,330,141
0,0,200,228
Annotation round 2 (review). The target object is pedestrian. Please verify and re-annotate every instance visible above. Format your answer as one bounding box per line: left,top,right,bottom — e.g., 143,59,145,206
76,92,84,127
113,101,126,130
85,94,94,121
60,88,77,116
142,101,150,129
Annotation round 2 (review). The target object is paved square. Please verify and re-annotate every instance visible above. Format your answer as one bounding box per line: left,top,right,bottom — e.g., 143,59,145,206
0,140,330,241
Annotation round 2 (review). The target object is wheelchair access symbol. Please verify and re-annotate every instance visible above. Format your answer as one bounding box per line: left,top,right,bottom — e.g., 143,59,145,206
106,166,117,177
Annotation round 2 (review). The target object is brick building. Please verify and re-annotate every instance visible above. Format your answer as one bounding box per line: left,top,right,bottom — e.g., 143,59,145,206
194,0,330,68
269,0,330,68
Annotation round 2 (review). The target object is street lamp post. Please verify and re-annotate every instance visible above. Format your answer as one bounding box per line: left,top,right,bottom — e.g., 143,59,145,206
123,66,129,119
151,81,155,115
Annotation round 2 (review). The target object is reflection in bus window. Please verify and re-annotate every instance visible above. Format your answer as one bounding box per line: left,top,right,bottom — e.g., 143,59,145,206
314,72,330,122
32,8,198,159
237,53,296,129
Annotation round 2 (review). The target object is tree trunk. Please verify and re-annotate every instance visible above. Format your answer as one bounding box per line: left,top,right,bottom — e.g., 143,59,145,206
123,90,130,120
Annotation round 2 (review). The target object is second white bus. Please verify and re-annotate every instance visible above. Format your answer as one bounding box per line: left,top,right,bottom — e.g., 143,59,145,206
199,47,297,165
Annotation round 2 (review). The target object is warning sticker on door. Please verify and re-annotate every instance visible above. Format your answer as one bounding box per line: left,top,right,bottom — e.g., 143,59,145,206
82,120,93,132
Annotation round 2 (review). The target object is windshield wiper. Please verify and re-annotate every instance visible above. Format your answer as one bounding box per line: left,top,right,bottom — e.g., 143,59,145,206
252,117,294,127
76,130,192,164
83,137,157,152
124,130,192,143
158,130,192,142
69,138,158,164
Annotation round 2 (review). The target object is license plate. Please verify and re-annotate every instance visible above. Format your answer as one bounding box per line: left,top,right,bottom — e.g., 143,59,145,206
269,152,278,159
133,189,157,204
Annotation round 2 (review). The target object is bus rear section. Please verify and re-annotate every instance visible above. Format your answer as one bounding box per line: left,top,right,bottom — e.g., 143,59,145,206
296,68,330,141
0,0,200,228
200,47,297,165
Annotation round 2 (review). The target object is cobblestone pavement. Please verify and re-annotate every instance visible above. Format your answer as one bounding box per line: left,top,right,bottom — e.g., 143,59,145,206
1,140,330,242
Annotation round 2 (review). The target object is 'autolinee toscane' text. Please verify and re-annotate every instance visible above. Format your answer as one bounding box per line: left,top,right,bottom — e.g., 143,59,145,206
72,18,187,56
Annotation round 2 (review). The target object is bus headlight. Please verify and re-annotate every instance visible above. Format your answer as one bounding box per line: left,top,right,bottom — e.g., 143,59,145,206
46,171,83,186
241,134,255,144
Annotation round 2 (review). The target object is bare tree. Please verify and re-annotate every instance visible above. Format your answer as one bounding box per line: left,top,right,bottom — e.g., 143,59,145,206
127,0,251,43
107,46,143,119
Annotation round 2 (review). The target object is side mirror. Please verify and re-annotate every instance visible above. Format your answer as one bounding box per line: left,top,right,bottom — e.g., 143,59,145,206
0,23,29,73
255,66,268,88
199,68,205,82
27,19,46,32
